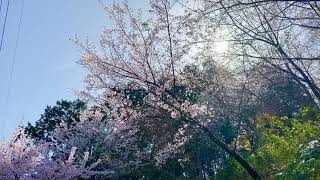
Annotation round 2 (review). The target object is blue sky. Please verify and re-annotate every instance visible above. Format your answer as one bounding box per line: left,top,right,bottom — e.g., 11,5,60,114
0,0,148,139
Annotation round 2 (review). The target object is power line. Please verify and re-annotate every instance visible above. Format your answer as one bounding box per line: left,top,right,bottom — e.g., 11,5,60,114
0,0,10,52
0,0,3,16
2,0,24,138
6,0,24,103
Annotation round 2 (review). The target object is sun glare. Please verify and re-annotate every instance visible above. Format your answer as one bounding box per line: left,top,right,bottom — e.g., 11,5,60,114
215,40,228,54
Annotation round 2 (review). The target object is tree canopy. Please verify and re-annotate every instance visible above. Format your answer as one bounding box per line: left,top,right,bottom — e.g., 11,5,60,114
1,0,320,179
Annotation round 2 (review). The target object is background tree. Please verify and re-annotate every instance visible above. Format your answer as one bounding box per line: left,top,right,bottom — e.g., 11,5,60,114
214,107,320,179
25,99,86,142
189,0,320,105
0,124,104,179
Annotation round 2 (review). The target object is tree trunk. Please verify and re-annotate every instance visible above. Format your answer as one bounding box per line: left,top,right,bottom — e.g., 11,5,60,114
204,128,260,179
194,120,261,180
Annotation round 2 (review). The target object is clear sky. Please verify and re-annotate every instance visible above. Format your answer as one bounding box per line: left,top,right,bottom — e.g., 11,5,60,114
0,0,148,139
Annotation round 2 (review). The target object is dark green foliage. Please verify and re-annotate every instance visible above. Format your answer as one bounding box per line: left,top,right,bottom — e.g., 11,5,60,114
126,134,229,180
25,99,86,142
257,76,316,116
182,135,228,178
169,85,200,104
119,162,175,180
219,120,236,145
111,87,148,107
211,159,251,180
123,88,148,107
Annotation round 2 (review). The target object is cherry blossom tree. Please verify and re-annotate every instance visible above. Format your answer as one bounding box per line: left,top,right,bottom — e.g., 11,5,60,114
0,125,43,179
48,108,143,178
0,115,132,179
76,0,260,179
0,125,92,179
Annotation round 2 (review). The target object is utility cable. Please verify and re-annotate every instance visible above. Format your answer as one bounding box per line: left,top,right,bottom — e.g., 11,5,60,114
0,0,10,52
0,0,3,16
2,0,24,138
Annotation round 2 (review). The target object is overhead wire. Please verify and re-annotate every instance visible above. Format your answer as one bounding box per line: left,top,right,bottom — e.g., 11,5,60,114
0,0,10,52
5,0,24,105
0,0,3,16
2,0,24,138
